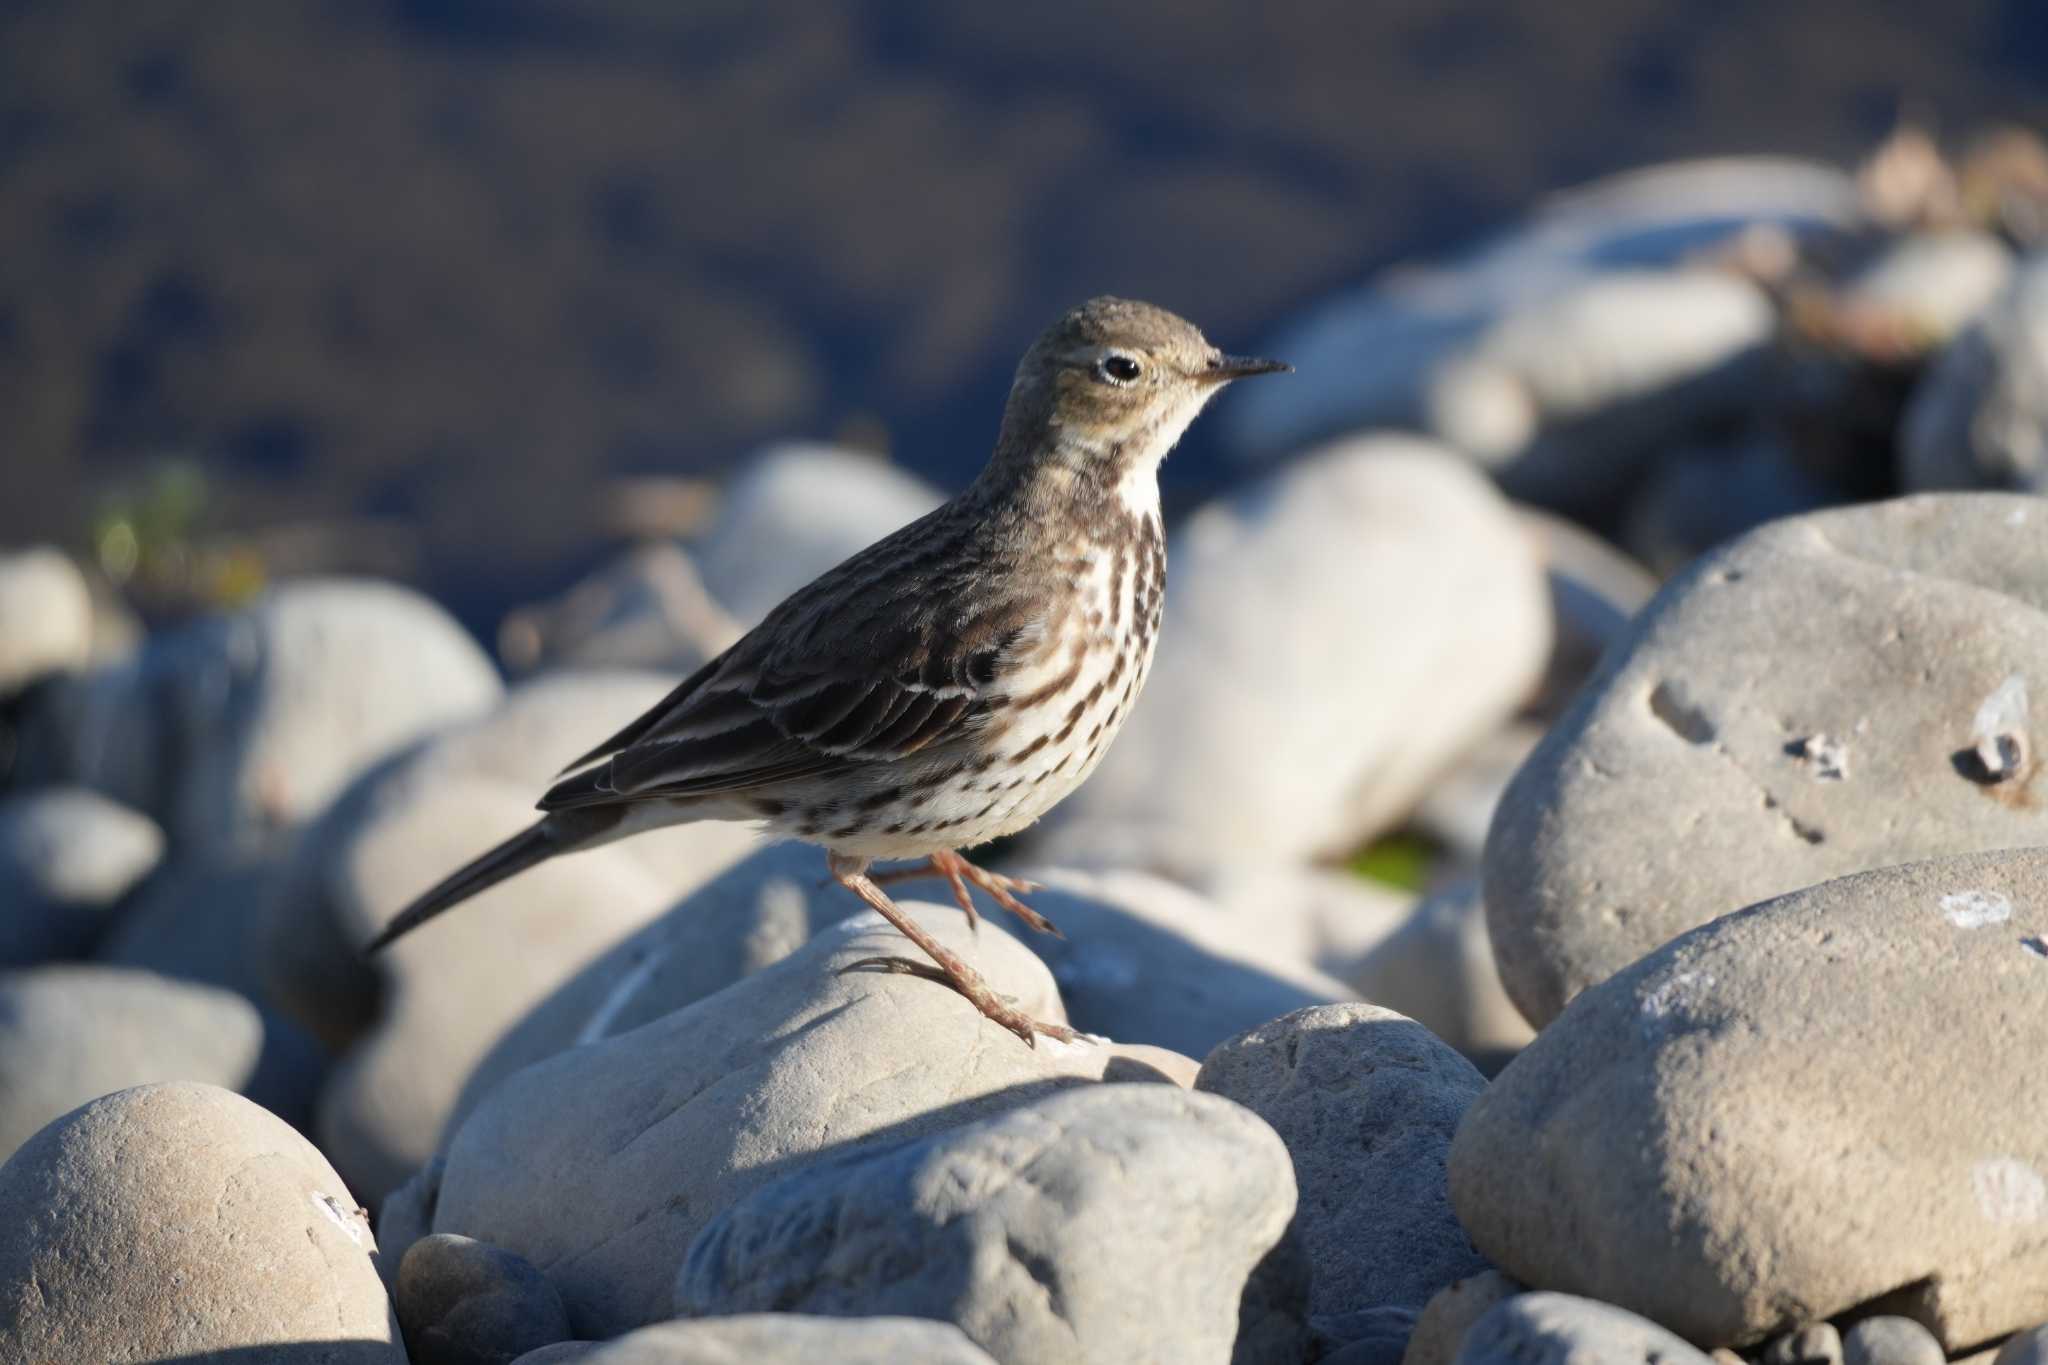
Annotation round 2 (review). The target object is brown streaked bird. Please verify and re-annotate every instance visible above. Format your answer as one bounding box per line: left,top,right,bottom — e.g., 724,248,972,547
365,297,1288,1043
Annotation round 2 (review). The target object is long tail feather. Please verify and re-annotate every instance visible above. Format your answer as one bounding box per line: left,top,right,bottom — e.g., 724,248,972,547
361,808,618,954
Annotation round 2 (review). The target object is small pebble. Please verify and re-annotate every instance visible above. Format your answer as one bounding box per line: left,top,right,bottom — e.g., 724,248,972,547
1841,1317,1944,1365
1764,1322,1843,1365
397,1233,572,1365
1995,1324,2048,1365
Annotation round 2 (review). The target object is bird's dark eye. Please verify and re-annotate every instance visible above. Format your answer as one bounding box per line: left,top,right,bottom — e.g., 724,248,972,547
1097,354,1142,384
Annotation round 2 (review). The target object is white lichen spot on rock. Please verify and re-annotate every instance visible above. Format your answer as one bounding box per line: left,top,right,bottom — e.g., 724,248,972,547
1970,675,2030,780
2009,505,2031,527
1971,1157,2048,1225
311,1191,367,1246
1788,734,1849,780
1940,890,2014,929
1639,969,1716,1033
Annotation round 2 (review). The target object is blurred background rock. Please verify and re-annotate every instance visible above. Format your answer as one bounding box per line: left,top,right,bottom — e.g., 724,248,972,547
3,0,2043,630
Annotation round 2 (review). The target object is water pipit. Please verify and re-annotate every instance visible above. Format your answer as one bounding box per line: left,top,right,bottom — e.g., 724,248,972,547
366,297,1288,1043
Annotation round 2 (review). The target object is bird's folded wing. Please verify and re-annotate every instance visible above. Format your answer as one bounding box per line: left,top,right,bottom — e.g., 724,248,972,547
539,591,1045,810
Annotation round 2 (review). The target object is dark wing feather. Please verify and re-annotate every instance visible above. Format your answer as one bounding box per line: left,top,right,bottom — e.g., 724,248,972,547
537,501,1048,813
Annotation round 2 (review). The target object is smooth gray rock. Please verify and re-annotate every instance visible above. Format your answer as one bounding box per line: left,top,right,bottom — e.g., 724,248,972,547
450,841,852,1129
1452,850,2048,1350
15,577,502,855
1195,863,1416,980
1421,269,1776,511
497,540,740,677
0,1082,400,1361
1350,880,1534,1072
433,902,1118,1337
1764,1323,1843,1365
378,1152,447,1289
90,853,329,1128
271,671,761,1205
397,1233,572,1365
1519,510,1657,722
1009,866,1360,1060
1404,1272,1526,1365
1620,435,1839,577
1455,1292,1715,1365
0,546,92,695
260,669,759,1053
1839,230,2012,346
1902,253,2048,493
548,1316,996,1364
1198,1004,1490,1326
94,851,284,999
1840,1317,1943,1365
1037,437,1549,875
692,442,944,627
0,787,163,965
1409,722,1544,865
1486,493,2048,1027
1225,156,1857,466
1994,1325,2048,1365
0,965,265,1161
678,1084,1295,1365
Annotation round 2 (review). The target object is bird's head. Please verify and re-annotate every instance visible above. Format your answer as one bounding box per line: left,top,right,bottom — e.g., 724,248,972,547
990,296,1289,515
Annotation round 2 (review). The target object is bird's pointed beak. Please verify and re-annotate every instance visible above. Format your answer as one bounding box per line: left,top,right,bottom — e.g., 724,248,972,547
1197,354,1293,386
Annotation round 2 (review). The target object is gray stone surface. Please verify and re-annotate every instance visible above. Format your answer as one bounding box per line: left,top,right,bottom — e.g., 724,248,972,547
1422,269,1776,511
1451,850,2048,1349
1486,493,2048,1027
497,540,741,677
677,1084,1296,1365
0,1081,400,1361
1839,1317,1943,1365
1404,1272,1526,1365
1350,879,1535,1072
1519,510,1657,722
1409,723,1544,867
1198,1004,1490,1328
1838,229,2012,346
94,850,283,998
1036,437,1549,875
1455,1292,1715,1365
0,964,266,1161
1994,1325,2048,1365
1764,1323,1843,1365
0,787,163,965
1007,865,1360,1060
1196,863,1417,980
259,669,760,1054
692,442,944,627
548,1316,997,1365
397,1233,572,1365
1902,253,2048,494
0,546,92,695
13,576,502,855
1619,435,1838,578
378,1152,447,1289
1224,156,1857,466
254,670,758,1203
432,902,1119,1337
450,840,853,1129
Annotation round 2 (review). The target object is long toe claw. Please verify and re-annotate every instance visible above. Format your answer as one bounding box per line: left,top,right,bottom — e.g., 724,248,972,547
830,851,1078,1049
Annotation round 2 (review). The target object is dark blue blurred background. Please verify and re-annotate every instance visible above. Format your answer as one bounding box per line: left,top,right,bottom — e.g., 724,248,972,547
3,0,2042,629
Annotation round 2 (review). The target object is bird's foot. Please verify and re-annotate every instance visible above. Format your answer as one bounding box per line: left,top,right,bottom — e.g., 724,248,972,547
839,953,1076,1047
873,850,1060,938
